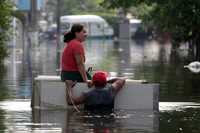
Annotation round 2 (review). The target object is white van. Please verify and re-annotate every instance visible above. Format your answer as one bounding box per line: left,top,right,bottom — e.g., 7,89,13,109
60,15,113,38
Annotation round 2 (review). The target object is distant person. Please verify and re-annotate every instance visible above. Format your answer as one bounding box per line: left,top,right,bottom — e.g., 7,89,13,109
67,71,126,112
61,24,92,103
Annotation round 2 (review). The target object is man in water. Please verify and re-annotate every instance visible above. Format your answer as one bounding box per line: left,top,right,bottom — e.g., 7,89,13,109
67,71,126,112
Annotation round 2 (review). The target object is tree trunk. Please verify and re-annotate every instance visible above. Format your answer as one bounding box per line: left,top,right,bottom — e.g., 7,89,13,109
196,37,200,61
188,40,195,59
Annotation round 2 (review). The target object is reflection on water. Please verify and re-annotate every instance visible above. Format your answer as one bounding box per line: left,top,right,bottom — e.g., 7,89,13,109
0,100,31,111
0,64,9,101
1,100,200,132
0,109,6,132
160,102,200,111
160,108,200,133
1,37,200,132
32,109,158,133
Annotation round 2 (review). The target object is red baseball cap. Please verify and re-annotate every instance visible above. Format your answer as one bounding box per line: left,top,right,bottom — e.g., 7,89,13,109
92,71,108,87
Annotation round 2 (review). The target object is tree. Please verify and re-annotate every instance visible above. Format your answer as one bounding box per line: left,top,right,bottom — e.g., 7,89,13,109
62,0,105,15
100,0,134,12
0,0,12,63
146,0,200,60
101,0,200,60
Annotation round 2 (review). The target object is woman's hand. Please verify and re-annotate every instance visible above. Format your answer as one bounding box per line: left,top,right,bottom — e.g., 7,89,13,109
86,80,93,88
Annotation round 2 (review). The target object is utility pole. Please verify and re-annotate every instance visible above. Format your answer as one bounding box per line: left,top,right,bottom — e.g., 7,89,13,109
56,0,61,74
30,0,39,48
30,0,37,30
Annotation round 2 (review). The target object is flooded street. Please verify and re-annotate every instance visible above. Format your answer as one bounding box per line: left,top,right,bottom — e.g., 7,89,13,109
1,37,200,132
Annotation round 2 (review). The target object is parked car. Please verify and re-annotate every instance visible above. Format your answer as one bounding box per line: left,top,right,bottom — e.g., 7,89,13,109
45,24,57,40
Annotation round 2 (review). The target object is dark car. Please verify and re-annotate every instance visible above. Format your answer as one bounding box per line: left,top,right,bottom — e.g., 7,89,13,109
45,25,57,40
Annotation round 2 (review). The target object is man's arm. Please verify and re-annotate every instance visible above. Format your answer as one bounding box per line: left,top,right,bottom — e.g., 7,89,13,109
65,81,86,105
67,88,86,105
107,78,126,93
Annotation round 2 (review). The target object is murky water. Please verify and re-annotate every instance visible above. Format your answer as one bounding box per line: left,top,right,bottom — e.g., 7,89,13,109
1,37,200,132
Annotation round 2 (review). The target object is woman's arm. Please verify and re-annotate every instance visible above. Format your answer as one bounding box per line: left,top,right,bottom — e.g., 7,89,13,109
75,53,88,82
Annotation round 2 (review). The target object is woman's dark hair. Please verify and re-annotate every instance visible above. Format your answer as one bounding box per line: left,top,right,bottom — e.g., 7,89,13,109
63,24,84,43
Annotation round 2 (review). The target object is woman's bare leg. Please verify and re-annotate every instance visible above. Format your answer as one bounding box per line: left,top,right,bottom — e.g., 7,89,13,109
65,80,74,105
65,80,80,112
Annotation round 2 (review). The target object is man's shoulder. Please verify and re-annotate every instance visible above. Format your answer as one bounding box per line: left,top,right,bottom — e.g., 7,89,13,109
83,86,112,95
96,85,113,91
105,84,114,90
82,87,95,95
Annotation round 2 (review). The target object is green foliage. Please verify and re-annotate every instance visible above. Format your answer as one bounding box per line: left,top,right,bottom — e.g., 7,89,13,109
100,0,136,10
144,0,200,43
0,109,6,131
101,0,200,46
62,0,105,15
0,0,12,62
130,3,156,28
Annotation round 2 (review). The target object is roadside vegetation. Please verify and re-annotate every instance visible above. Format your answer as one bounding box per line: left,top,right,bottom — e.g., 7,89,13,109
0,0,12,63
0,0,12,101
100,0,200,60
